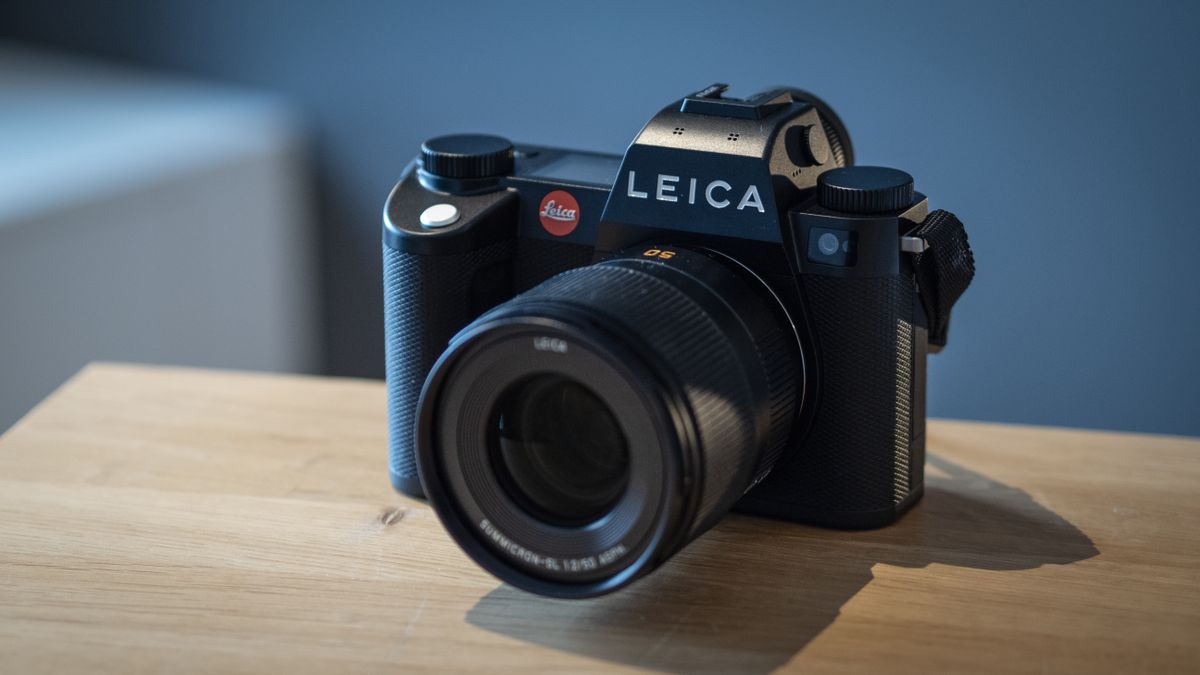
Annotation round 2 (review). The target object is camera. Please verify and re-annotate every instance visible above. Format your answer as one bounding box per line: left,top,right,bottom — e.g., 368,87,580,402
382,84,974,597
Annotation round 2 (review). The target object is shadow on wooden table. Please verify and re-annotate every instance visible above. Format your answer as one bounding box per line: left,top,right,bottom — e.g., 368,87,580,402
466,455,1099,673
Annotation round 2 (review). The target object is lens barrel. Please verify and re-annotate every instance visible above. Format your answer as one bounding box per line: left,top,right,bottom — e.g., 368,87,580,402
415,247,800,597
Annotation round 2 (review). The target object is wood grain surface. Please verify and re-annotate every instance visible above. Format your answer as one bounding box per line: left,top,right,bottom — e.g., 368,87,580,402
0,363,1197,673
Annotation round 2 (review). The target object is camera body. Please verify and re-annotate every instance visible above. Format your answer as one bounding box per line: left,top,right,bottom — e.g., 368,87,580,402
384,84,954,532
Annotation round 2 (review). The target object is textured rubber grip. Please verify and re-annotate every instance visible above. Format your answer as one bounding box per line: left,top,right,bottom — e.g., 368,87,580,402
747,273,924,519
383,240,516,495
911,209,975,348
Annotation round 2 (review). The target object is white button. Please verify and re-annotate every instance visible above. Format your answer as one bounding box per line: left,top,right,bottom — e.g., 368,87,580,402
419,203,460,228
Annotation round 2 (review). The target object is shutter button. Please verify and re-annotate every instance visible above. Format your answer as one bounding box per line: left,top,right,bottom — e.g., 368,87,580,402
419,203,460,228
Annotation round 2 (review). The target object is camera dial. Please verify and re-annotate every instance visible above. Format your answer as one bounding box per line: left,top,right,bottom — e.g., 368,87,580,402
818,166,915,213
420,134,514,179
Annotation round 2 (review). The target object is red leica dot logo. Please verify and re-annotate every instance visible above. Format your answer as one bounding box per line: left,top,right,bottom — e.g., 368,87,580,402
538,190,580,236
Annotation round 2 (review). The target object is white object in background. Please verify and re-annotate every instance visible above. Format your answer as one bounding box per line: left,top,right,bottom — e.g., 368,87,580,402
0,45,320,432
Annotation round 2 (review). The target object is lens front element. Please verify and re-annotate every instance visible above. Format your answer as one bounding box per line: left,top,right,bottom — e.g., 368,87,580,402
494,375,630,527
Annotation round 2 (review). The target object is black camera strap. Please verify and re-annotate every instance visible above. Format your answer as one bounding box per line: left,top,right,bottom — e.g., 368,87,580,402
910,210,975,350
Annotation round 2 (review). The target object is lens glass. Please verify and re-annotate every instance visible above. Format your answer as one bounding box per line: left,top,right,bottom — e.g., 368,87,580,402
491,374,630,526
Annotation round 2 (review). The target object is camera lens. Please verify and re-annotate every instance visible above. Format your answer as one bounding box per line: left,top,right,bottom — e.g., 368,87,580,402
415,247,802,597
493,374,630,526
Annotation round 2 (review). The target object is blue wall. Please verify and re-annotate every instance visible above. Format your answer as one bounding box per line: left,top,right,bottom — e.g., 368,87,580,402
4,0,1198,435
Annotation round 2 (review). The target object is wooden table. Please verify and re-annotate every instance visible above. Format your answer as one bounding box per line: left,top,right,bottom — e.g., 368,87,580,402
1,363,1197,673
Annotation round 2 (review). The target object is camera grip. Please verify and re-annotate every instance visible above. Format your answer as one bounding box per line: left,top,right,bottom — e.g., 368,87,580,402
744,273,925,527
806,273,924,512
383,240,516,496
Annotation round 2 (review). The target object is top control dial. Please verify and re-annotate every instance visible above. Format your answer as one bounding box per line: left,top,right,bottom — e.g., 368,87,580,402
421,134,515,179
817,166,914,213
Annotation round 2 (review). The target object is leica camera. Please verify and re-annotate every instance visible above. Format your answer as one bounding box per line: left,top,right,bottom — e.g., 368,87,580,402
382,84,975,597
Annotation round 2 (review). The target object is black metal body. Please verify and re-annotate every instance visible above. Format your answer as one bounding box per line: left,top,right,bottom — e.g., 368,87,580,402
384,85,933,531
